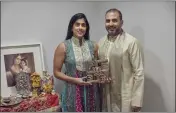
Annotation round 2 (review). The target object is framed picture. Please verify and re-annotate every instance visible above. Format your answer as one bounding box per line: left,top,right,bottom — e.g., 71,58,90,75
1,43,45,97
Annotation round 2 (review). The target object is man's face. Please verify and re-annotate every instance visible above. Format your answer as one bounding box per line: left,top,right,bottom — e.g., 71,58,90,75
72,18,87,39
105,11,122,36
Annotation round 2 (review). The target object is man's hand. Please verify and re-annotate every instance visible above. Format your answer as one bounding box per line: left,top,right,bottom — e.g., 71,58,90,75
131,106,141,112
99,77,112,84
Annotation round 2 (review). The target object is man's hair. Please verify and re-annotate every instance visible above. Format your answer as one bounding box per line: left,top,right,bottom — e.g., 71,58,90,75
105,8,123,20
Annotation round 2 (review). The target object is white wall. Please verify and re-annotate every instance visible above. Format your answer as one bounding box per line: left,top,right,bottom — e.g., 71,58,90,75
1,1,175,112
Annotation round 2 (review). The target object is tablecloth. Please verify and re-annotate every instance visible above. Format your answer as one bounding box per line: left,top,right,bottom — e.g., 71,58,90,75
0,94,60,112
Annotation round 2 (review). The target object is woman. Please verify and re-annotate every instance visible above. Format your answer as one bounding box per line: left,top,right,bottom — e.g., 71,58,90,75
53,13,100,112
6,54,23,87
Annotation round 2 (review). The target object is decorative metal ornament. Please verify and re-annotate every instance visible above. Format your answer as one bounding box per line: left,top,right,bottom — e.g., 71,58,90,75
30,72,41,97
15,72,31,96
85,58,111,83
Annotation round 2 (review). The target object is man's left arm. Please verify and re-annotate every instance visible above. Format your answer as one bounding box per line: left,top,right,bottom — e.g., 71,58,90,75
128,38,144,111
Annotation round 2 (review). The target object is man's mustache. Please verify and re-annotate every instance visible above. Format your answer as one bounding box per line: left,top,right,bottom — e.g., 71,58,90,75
107,26,117,29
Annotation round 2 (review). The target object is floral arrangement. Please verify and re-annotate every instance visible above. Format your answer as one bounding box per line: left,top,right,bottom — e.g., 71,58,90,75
41,71,54,94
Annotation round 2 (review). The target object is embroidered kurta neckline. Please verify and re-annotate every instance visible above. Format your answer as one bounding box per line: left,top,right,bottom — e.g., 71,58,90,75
108,34,121,42
71,36,85,46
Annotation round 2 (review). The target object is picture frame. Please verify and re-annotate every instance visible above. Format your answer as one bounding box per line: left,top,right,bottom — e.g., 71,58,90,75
1,43,45,97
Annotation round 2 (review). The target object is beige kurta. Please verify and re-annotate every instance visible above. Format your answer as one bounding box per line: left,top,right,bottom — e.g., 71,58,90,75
98,31,144,112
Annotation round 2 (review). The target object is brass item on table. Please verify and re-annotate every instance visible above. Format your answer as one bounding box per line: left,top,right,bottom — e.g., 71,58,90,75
31,72,41,97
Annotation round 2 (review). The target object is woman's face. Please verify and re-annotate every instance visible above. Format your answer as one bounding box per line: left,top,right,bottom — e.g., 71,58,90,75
14,55,22,65
72,18,87,39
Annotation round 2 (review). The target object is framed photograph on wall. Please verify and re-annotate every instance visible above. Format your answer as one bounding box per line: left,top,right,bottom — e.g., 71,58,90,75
1,43,45,97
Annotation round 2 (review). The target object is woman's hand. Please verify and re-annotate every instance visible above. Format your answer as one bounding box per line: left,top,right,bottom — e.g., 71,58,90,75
73,78,93,86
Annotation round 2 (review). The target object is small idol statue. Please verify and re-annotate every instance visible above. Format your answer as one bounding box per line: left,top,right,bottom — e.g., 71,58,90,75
31,72,41,97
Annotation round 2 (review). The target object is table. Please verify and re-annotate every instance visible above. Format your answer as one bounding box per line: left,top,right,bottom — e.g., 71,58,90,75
0,94,60,112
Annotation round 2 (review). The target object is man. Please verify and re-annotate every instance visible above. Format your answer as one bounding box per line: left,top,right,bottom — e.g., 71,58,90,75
98,8,144,112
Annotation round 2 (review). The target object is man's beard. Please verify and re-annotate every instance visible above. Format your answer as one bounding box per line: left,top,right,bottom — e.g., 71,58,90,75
107,27,123,36
107,28,119,36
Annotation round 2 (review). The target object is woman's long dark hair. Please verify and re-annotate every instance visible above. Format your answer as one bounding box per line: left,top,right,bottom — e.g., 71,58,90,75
65,13,90,40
